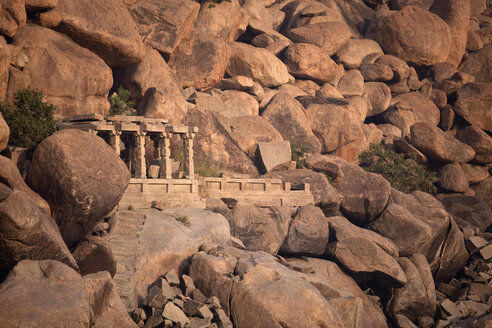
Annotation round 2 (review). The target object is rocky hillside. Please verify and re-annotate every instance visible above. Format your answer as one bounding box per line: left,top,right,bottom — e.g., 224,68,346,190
0,0,491,327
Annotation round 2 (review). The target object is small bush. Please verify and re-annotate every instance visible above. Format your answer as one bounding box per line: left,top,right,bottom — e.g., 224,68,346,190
109,87,136,116
0,89,57,148
291,141,308,169
359,144,438,194
128,205,134,211
175,216,191,227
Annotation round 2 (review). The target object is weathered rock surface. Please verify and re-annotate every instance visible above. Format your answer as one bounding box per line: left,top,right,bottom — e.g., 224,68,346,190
369,6,451,66
326,222,406,287
25,0,59,13
261,93,321,153
410,122,475,163
337,69,364,97
271,169,342,216
367,189,451,266
11,25,112,118
429,0,470,68
0,155,50,213
0,260,91,327
439,163,469,193
461,163,490,184
459,43,492,82
217,90,259,117
115,208,231,308
256,141,291,174
231,252,345,328
0,113,8,152
120,47,185,108
205,198,234,234
231,206,290,254
369,189,450,259
360,63,394,82
432,217,468,283
28,130,130,248
337,39,383,69
226,42,291,87
127,0,199,56
184,106,258,174
251,29,292,56
169,33,231,90
454,82,492,133
287,21,353,56
0,0,26,38
374,54,410,82
288,257,388,328
0,260,136,328
195,0,242,42
456,125,492,163
389,254,436,324
280,205,329,256
437,194,492,232
137,87,187,124
227,115,283,157
299,96,363,153
0,190,78,278
39,0,145,66
471,176,492,209
383,92,440,136
363,82,391,116
0,36,9,100
188,251,237,315
283,43,339,83
72,235,116,277
310,155,391,223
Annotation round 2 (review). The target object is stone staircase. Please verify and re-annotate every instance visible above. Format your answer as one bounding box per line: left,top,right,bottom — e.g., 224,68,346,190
108,210,146,310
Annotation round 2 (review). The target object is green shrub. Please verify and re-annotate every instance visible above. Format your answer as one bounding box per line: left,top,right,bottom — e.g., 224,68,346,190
0,89,57,148
109,87,136,116
291,141,308,169
359,144,438,194
175,216,191,227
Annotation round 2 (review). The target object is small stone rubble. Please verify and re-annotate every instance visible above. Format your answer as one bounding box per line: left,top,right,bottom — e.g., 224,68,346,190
131,269,233,328
435,230,492,327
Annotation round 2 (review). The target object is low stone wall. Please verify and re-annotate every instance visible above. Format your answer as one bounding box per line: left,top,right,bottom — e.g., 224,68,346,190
199,177,314,207
118,177,314,210
118,178,205,209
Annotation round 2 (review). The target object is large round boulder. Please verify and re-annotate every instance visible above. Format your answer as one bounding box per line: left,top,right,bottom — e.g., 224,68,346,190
369,6,451,66
0,260,137,327
410,122,475,163
231,206,291,255
429,0,470,68
28,130,130,248
10,25,112,118
39,0,145,66
280,205,329,256
0,189,78,278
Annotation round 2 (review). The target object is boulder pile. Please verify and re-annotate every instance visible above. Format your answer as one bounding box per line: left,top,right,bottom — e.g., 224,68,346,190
0,0,491,327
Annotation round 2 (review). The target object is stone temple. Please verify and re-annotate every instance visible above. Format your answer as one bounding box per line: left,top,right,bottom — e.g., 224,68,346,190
59,114,314,210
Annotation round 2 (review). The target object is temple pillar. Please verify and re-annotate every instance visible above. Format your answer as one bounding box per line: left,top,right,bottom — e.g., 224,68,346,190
158,132,172,179
109,131,122,156
182,132,195,179
134,132,147,178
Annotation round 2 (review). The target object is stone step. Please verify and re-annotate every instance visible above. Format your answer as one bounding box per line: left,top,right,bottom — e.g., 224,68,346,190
116,215,146,225
110,238,139,246
113,253,137,261
112,228,141,237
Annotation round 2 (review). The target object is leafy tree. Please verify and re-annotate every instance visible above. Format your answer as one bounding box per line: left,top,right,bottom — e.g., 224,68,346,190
0,89,56,148
291,141,308,169
109,87,135,116
359,144,438,194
